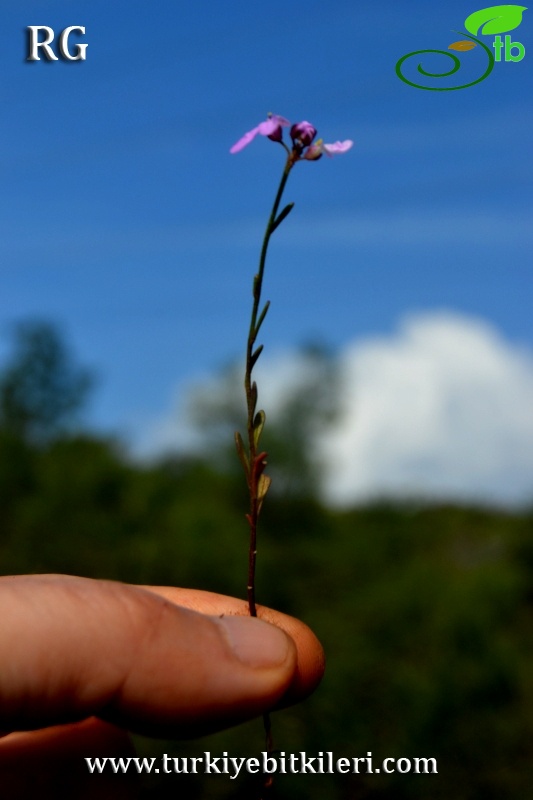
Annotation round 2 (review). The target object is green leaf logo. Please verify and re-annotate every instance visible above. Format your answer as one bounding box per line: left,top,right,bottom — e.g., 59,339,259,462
464,4,527,36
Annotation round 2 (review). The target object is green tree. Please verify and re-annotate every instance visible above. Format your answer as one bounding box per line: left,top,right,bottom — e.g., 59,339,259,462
0,321,92,444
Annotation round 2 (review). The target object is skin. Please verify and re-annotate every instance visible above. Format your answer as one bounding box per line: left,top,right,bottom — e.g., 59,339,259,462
0,574,325,798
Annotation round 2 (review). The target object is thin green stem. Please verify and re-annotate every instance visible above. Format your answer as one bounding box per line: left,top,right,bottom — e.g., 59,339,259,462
248,160,292,339
243,154,293,618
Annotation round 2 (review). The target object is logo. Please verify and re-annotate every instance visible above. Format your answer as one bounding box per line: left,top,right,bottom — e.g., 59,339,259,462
396,4,527,90
26,26,88,62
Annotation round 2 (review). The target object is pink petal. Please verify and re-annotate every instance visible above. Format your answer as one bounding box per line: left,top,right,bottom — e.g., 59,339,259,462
230,115,290,154
257,115,290,137
322,140,354,157
257,119,281,136
271,114,290,128
230,125,261,154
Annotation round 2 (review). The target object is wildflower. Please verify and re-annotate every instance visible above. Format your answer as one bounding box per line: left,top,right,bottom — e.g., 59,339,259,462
230,114,290,154
230,113,353,161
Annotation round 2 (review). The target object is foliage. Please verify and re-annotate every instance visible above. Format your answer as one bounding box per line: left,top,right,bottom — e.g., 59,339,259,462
1,429,533,798
0,321,92,444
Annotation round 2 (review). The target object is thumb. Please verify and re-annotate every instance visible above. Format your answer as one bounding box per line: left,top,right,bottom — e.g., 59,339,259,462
0,575,297,739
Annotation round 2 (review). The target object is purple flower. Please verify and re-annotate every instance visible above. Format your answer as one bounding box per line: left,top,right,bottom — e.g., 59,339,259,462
230,114,353,161
290,121,317,148
230,113,290,154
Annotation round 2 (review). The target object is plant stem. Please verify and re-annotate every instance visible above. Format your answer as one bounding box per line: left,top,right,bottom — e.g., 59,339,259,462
243,154,293,618
237,146,297,799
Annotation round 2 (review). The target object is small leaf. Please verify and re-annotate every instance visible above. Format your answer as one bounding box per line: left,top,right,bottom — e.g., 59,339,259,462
257,473,272,512
234,431,249,473
249,381,258,416
250,344,263,369
271,202,295,233
449,40,477,50
464,4,527,36
253,409,266,448
254,300,270,336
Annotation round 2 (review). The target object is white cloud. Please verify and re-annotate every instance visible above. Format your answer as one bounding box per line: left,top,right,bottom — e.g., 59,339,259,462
319,312,533,506
138,311,533,508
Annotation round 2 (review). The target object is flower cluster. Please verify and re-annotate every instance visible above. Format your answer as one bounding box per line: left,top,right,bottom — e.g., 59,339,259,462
230,113,353,160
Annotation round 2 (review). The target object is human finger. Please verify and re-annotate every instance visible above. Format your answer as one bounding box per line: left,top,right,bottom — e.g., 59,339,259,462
143,585,325,705
0,574,297,739
0,718,140,799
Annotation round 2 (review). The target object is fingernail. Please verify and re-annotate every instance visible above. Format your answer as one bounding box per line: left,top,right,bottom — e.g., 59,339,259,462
218,616,293,669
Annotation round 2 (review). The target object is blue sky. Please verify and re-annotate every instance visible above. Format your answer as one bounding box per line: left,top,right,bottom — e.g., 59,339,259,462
1,1,532,486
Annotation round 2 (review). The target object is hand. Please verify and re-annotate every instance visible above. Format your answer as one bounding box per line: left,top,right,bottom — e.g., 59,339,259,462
0,574,324,798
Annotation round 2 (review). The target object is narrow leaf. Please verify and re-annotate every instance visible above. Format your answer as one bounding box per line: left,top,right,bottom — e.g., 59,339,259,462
271,202,295,233
464,5,527,36
254,300,270,336
253,409,266,448
449,40,477,50
234,431,249,473
250,344,264,369
249,381,258,416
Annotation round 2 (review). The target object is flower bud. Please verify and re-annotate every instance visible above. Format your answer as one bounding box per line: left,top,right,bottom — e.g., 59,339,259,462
303,140,323,161
290,121,317,148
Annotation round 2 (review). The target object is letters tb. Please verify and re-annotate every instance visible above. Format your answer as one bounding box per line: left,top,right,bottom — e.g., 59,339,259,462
27,26,87,61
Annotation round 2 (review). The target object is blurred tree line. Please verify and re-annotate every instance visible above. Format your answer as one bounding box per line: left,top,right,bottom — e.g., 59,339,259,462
1,321,533,799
